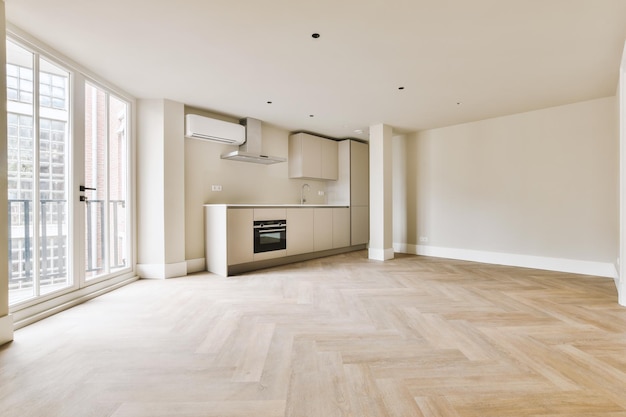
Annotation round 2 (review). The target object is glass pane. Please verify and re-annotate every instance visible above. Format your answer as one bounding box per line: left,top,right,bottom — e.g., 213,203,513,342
7,40,35,304
39,58,70,296
108,96,128,272
84,83,130,280
84,83,107,280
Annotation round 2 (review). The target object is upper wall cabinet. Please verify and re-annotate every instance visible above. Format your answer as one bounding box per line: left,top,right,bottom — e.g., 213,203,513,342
289,133,338,180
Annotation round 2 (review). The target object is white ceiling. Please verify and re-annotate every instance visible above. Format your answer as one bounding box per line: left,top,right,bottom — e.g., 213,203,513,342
5,0,626,139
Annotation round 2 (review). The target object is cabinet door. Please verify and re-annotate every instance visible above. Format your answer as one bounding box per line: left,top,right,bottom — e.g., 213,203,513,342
289,133,322,179
287,208,314,255
350,141,369,206
351,206,369,245
332,208,350,248
321,139,338,180
301,135,322,178
314,208,333,251
227,209,254,265
254,208,287,221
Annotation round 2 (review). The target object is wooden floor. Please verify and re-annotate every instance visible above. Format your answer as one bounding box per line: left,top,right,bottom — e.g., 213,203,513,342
2,251,626,417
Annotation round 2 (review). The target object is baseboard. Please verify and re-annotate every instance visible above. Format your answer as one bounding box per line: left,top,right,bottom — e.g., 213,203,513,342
0,314,14,346
137,261,187,279
394,243,618,279
186,258,206,274
368,247,395,261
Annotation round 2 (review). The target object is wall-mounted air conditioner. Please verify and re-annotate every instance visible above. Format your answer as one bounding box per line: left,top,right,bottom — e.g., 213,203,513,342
185,114,246,145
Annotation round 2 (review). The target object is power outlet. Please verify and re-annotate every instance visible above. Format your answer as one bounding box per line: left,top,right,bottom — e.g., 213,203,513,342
211,185,222,192
419,236,429,243
318,190,325,196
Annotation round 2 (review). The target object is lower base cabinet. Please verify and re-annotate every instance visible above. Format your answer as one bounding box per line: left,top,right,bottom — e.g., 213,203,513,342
287,208,314,256
227,209,253,265
351,205,369,245
314,208,333,251
206,205,356,277
332,207,350,248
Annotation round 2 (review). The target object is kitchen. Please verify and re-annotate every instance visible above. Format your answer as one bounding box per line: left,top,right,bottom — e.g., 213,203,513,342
189,114,369,276
137,101,373,279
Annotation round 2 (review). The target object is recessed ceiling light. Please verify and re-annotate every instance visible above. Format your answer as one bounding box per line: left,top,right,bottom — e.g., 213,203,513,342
354,129,364,134
312,33,320,39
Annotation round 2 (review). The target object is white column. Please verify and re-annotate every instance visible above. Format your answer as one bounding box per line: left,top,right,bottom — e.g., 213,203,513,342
368,123,394,261
136,99,187,279
617,39,626,306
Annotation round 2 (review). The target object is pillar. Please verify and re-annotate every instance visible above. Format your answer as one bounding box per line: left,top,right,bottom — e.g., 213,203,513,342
368,123,394,261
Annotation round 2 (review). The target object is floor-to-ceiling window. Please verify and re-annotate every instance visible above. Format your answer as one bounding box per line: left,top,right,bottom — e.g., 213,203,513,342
6,33,134,315
6,40,71,304
84,83,130,281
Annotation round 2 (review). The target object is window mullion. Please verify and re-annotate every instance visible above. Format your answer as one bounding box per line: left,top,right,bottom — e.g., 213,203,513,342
32,54,41,297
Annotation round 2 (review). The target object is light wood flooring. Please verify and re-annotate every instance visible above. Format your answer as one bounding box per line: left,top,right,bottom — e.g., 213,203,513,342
1,251,626,417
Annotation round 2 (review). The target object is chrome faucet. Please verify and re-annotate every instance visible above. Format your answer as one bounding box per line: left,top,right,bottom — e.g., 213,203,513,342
300,183,310,204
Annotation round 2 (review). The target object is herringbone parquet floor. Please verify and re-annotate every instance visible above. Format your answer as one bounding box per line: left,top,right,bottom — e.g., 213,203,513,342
1,251,626,417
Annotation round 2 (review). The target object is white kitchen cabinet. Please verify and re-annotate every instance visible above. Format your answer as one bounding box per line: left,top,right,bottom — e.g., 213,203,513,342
321,138,338,180
327,140,370,246
287,208,314,256
227,208,254,265
314,208,333,251
350,206,369,245
254,208,287,221
206,204,355,277
289,133,338,180
332,207,351,248
350,141,369,207
205,206,254,276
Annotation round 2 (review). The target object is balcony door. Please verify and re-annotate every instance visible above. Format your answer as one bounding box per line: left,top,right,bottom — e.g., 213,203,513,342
7,39,132,307
83,83,130,281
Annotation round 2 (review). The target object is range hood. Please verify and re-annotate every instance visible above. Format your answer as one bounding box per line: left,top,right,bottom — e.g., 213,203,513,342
220,118,286,164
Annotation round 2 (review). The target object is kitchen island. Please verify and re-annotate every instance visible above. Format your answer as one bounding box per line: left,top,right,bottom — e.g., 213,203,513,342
204,204,367,276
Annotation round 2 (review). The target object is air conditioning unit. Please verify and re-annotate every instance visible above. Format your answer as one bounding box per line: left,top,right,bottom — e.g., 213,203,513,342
185,114,246,145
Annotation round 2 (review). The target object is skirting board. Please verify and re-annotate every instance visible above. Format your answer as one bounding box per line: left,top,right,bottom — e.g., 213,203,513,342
186,258,206,274
368,247,395,261
0,314,14,346
137,261,187,279
394,243,618,279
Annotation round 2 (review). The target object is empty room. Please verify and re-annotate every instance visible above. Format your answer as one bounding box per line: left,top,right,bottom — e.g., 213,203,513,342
2,1,626,416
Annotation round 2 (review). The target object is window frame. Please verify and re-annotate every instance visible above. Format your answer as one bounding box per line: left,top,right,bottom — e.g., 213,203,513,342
6,24,137,322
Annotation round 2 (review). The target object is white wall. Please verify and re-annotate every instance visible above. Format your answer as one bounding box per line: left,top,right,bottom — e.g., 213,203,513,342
402,97,619,276
184,109,329,262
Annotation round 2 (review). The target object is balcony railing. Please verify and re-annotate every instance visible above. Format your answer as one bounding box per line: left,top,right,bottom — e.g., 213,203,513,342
8,199,126,294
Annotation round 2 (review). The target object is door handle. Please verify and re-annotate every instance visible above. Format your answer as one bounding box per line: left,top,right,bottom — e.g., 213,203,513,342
80,196,88,202
80,185,96,192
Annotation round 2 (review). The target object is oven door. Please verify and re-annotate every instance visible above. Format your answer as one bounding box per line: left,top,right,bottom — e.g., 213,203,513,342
253,220,287,253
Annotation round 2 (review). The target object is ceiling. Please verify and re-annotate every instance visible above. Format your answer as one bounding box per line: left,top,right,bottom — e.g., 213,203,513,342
5,0,626,139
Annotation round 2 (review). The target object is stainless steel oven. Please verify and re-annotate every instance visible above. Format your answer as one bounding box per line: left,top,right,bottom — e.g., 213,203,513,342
253,219,287,253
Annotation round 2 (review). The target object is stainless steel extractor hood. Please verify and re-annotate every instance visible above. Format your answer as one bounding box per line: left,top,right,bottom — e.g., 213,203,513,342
220,118,286,164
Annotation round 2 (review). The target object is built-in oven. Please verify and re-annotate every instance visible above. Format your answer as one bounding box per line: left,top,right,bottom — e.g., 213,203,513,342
253,219,287,253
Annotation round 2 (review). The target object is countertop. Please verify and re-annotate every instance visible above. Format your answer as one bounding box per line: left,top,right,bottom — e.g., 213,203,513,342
203,204,349,208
